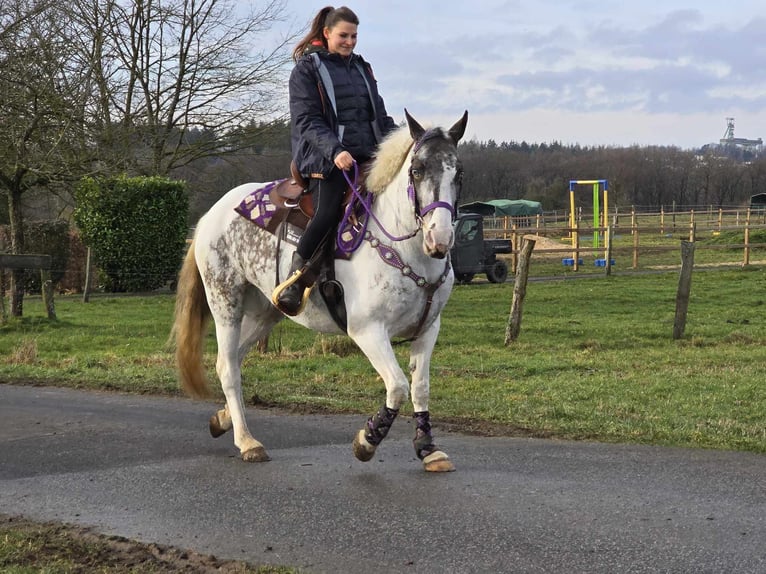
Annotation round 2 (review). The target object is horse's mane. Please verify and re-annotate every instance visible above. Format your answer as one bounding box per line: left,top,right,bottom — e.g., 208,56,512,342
366,124,424,194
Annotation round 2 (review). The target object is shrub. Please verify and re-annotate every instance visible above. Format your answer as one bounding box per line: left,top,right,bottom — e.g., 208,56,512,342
74,175,188,292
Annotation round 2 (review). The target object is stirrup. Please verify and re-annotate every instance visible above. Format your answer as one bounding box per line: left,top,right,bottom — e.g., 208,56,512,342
271,272,314,316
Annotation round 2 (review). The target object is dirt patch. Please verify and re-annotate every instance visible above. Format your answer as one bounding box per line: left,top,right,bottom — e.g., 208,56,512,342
495,234,573,261
0,515,292,573
433,416,556,439
524,234,571,253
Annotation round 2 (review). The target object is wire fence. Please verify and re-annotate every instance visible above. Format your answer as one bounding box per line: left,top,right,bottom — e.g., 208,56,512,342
486,207,766,276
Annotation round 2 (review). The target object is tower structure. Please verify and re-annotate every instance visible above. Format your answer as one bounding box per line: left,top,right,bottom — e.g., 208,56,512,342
719,117,762,151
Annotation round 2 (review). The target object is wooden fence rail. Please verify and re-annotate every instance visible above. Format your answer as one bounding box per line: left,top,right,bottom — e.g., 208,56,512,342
483,206,766,236
488,218,766,274
0,253,56,320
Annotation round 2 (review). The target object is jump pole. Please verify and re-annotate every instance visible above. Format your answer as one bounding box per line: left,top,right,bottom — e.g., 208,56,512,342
568,179,609,250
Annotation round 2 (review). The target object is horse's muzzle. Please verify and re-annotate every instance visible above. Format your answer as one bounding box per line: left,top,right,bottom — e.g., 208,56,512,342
424,228,453,259
428,246,450,259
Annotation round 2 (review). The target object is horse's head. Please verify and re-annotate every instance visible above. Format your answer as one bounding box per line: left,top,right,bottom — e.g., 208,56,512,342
405,109,468,259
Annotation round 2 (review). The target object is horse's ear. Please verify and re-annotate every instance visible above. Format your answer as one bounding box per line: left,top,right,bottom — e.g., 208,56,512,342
405,108,426,142
448,110,468,144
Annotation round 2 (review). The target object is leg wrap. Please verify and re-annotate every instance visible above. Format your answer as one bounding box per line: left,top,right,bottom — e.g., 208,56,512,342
364,405,399,446
413,411,439,460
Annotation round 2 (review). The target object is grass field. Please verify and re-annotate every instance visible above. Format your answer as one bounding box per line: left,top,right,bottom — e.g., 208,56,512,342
3,264,765,453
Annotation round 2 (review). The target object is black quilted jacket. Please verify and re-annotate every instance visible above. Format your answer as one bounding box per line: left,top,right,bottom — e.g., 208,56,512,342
289,46,397,179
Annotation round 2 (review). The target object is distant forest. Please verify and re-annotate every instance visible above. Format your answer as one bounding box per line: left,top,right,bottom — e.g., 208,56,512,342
172,121,766,220
16,119,766,225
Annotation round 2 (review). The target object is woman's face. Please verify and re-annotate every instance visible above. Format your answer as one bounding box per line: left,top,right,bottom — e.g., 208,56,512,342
324,21,358,57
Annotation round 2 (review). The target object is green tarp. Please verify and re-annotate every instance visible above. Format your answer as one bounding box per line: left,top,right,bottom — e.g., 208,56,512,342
459,199,543,217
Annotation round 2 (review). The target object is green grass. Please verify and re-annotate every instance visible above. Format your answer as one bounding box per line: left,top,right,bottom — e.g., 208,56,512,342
2,266,765,452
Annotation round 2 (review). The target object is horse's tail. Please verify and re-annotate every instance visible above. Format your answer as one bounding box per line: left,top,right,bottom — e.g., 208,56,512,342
170,238,212,398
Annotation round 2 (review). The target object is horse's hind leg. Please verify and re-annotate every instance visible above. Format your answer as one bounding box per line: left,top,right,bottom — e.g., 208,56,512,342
213,321,269,462
209,301,281,441
209,407,231,438
212,290,281,462
409,317,455,472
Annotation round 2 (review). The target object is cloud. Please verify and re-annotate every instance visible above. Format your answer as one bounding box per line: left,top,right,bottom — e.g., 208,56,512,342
277,0,766,146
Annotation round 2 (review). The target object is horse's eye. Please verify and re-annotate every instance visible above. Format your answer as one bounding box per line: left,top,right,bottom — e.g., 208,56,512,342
456,169,464,183
411,169,423,180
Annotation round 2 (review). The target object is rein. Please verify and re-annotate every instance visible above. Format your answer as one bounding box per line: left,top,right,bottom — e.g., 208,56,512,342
337,162,418,255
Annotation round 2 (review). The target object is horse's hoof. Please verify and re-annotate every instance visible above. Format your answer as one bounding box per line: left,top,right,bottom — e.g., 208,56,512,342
242,446,270,462
423,450,455,472
352,429,376,462
209,414,227,438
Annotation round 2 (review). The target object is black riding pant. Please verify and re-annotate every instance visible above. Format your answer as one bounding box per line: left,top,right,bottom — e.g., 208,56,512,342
296,168,346,260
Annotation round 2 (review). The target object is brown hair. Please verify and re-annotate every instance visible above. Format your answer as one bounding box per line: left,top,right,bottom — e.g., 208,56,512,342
292,6,360,62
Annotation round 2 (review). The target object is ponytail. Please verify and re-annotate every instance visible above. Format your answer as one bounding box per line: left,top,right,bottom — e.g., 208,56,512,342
292,6,360,62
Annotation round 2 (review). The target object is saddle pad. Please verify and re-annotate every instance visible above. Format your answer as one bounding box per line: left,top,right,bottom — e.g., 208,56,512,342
234,179,366,259
234,180,282,231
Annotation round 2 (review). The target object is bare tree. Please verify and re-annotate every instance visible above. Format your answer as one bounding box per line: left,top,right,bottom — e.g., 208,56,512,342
74,0,294,176
0,0,90,315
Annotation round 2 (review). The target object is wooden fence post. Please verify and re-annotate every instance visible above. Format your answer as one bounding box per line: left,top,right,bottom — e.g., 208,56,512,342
689,211,696,241
0,268,6,324
83,247,93,303
605,225,614,276
511,224,518,274
505,237,536,345
573,221,580,271
672,200,677,233
41,269,56,320
673,241,695,340
743,209,751,267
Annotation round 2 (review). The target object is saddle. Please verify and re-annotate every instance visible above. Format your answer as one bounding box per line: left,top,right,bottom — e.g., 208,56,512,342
268,161,372,231
235,160,373,330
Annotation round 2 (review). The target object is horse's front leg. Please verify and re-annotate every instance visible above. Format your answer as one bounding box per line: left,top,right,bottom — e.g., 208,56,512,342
349,325,409,463
409,316,455,472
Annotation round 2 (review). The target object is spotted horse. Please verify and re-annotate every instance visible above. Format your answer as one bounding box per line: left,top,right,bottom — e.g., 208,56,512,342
171,110,468,472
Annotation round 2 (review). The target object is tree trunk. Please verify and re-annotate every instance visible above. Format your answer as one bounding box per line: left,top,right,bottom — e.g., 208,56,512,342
8,186,25,317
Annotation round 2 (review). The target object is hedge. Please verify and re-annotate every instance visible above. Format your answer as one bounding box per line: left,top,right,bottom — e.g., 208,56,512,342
74,175,188,292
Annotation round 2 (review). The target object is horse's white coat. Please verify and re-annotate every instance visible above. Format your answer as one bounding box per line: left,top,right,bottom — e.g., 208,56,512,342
180,113,467,462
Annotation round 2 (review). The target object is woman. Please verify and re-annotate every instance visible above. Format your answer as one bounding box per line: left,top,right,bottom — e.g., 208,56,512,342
273,5,397,316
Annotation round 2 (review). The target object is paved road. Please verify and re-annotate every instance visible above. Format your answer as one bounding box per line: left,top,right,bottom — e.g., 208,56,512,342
1,384,764,573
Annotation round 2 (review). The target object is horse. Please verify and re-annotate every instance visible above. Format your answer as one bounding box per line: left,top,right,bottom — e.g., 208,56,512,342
171,110,468,472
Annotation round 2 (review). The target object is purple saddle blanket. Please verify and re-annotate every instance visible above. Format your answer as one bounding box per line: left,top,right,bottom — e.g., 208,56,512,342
233,180,363,258
234,180,300,234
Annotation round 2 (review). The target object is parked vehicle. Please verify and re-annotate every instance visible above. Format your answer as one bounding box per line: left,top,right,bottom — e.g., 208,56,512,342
451,212,511,284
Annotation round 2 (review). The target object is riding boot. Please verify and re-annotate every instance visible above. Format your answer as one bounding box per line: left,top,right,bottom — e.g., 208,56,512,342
272,252,313,316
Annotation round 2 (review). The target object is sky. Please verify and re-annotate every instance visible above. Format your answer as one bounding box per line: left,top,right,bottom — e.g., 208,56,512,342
265,0,766,149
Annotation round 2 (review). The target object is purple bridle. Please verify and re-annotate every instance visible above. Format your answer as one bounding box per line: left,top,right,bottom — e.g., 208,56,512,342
337,129,456,255
408,128,456,219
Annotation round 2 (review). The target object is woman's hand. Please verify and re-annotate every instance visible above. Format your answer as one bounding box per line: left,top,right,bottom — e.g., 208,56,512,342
334,151,355,171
